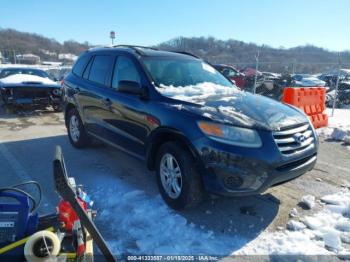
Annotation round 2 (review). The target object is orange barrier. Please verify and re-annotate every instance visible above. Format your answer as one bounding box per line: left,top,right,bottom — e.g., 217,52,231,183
282,87,328,128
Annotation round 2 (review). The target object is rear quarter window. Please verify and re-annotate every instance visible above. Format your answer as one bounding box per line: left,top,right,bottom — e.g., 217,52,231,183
72,54,90,77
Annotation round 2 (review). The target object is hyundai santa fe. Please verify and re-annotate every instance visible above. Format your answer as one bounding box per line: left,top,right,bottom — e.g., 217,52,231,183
63,46,318,210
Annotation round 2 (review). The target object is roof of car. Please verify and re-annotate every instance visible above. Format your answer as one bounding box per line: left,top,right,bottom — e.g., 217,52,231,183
87,45,199,59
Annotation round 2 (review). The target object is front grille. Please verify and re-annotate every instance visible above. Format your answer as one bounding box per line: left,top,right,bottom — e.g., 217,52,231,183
13,88,49,99
276,153,316,172
273,123,315,155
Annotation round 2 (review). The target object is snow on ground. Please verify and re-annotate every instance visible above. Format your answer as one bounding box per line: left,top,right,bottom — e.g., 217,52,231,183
93,181,246,256
235,189,350,256
156,82,237,103
317,108,350,147
93,173,350,258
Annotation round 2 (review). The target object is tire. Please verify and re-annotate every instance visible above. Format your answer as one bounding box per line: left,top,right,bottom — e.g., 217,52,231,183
24,230,61,262
67,108,90,148
156,142,203,210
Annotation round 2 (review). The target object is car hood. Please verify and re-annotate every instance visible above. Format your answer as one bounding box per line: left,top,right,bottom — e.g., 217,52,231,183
0,74,59,88
168,91,308,131
300,78,326,86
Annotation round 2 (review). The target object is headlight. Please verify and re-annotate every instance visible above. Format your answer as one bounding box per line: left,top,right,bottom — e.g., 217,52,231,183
197,121,262,148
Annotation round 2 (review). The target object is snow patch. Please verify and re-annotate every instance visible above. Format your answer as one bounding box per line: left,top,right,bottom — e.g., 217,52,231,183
287,220,306,231
156,82,237,103
237,188,350,255
94,184,245,256
0,74,56,85
301,195,316,209
317,109,350,147
322,227,342,251
289,208,299,218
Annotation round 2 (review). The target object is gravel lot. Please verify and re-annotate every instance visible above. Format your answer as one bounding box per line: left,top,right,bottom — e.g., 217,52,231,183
0,104,349,256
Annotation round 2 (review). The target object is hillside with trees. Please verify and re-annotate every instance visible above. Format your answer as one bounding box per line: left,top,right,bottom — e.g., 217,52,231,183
1,28,350,73
0,28,90,62
157,37,350,73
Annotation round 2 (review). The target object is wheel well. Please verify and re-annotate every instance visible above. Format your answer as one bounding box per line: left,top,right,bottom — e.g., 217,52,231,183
146,131,198,171
64,103,76,127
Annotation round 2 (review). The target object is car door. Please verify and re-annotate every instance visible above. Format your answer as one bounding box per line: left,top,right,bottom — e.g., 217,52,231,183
77,54,116,136
96,54,152,159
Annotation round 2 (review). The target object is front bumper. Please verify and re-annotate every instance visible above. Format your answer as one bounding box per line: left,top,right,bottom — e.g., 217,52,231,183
2,95,61,106
193,129,318,196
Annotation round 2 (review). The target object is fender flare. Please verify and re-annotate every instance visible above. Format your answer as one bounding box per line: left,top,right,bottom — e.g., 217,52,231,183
145,127,200,170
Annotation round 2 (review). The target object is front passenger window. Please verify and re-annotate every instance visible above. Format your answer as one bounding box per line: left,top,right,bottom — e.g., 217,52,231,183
112,56,141,89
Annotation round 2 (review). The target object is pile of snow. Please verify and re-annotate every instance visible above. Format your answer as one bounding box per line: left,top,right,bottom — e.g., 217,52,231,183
317,108,350,145
236,189,350,255
156,82,237,103
301,195,316,209
0,74,56,85
235,230,330,256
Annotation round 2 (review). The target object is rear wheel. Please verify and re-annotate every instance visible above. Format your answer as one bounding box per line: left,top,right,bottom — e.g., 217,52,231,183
67,108,90,148
156,142,203,210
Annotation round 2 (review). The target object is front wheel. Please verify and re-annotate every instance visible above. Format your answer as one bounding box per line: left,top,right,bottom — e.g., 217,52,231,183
67,108,90,148
156,142,204,210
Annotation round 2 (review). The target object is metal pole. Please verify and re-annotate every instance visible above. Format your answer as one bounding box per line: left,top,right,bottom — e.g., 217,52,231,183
253,50,260,94
331,53,341,117
13,50,16,64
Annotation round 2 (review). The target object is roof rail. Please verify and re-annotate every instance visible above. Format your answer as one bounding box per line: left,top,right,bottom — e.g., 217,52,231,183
172,51,200,59
88,45,111,51
112,45,159,55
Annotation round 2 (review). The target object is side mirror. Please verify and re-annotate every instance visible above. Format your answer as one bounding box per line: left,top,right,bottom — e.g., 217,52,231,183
118,80,143,96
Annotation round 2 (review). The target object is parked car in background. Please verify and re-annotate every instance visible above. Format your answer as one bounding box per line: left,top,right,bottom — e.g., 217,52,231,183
292,74,326,87
63,46,318,210
240,67,262,78
262,72,281,81
326,79,350,108
213,64,246,88
45,66,72,82
0,67,63,111
214,64,286,100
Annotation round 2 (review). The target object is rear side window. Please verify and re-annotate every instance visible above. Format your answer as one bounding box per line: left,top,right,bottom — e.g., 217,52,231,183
88,55,114,86
72,54,90,77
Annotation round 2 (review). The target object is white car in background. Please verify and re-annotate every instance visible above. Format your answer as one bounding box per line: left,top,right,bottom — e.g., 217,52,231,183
292,74,326,87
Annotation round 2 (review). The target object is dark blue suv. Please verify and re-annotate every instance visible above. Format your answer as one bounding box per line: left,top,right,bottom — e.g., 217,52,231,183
63,46,318,210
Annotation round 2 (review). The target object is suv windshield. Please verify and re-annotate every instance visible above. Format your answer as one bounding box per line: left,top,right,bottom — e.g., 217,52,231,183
142,57,234,88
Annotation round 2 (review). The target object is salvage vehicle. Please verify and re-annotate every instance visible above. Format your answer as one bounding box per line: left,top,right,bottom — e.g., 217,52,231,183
214,64,287,100
63,46,318,210
214,64,265,92
292,74,326,87
213,64,247,88
0,67,63,111
326,80,350,107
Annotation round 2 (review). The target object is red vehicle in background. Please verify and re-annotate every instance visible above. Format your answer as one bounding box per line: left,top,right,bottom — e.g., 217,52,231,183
213,64,247,88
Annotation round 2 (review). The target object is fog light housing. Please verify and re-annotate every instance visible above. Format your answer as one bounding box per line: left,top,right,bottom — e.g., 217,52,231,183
224,175,243,190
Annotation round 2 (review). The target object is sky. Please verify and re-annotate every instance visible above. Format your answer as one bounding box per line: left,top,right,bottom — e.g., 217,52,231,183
1,0,349,51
